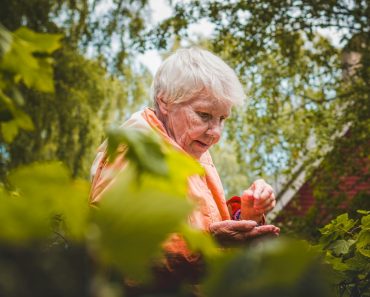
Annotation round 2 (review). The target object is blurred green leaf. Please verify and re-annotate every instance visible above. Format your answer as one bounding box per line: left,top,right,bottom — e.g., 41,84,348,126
357,210,370,215
13,109,33,130
91,166,192,281
14,27,62,54
0,24,12,56
0,162,89,244
0,26,62,92
1,120,18,142
203,238,331,297
180,223,220,258
0,90,33,142
0,26,62,143
107,128,168,177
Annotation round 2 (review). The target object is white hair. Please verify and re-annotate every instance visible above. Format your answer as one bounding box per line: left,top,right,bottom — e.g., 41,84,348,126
151,47,246,107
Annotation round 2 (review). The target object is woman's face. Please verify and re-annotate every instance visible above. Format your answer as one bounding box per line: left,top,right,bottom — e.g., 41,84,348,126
163,96,232,159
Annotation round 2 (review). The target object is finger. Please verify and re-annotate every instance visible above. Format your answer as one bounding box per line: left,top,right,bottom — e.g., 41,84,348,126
254,196,273,209
264,198,276,213
259,186,273,201
242,225,280,239
241,189,254,208
217,220,257,232
254,202,273,214
252,180,265,199
254,193,276,211
210,220,257,233
209,220,258,245
233,220,258,231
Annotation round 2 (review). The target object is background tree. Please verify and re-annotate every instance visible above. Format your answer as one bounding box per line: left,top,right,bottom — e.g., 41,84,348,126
0,0,150,68
0,0,153,178
6,47,151,178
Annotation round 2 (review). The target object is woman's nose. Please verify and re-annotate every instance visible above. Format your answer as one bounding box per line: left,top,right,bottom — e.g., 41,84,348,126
206,122,222,139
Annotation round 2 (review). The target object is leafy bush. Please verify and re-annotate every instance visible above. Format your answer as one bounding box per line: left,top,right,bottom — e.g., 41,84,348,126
318,211,370,297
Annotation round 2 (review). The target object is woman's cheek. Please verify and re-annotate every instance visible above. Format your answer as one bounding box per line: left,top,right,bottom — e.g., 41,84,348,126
190,124,208,138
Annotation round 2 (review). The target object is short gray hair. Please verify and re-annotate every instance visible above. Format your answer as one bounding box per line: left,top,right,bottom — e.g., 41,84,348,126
151,47,245,106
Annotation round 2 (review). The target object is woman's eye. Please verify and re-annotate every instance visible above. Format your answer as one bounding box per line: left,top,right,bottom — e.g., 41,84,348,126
197,112,211,121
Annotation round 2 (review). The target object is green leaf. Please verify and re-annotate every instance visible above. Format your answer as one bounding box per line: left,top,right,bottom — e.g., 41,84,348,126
0,87,16,110
319,213,357,243
325,252,350,271
14,27,63,54
330,239,356,256
361,214,370,227
164,144,204,195
201,250,240,297
357,210,370,215
345,251,370,271
0,162,89,244
180,223,220,258
107,128,168,177
29,56,55,92
0,27,61,92
0,24,12,56
0,99,33,142
13,109,34,130
1,120,19,142
203,238,326,297
357,229,370,258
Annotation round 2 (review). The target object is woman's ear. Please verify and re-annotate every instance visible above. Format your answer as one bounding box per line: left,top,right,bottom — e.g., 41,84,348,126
156,95,168,115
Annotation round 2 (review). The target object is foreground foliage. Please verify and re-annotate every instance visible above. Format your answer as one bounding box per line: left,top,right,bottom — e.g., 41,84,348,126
0,136,340,296
0,127,368,296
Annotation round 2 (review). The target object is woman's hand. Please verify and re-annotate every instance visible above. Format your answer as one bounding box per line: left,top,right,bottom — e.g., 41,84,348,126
209,220,280,247
241,179,276,223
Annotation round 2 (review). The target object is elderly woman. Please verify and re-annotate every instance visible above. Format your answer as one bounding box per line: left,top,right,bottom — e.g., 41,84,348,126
90,47,279,290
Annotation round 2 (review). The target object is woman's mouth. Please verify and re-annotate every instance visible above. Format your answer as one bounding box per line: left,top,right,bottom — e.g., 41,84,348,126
194,140,209,148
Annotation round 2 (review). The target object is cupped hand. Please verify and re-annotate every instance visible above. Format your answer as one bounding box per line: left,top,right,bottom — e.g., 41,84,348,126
241,179,276,223
209,220,280,247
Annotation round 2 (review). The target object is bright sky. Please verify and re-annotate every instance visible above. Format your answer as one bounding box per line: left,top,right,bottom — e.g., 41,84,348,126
136,0,170,75
138,0,215,75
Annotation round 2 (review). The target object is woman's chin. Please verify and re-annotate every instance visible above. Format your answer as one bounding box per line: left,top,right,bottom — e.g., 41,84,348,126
186,141,210,158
